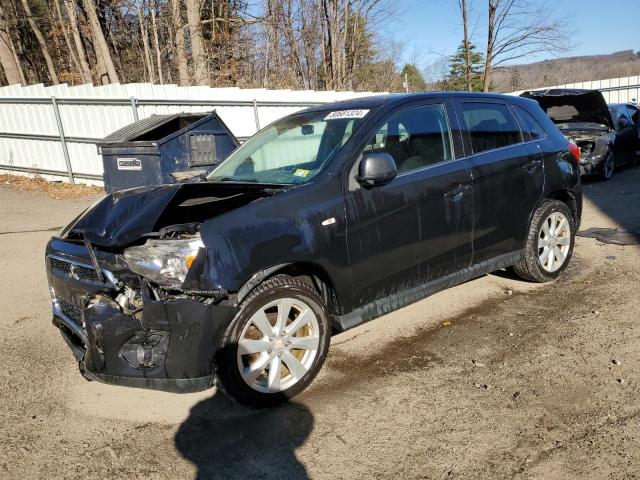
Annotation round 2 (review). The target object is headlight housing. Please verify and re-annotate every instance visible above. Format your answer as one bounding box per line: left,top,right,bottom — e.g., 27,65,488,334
123,234,204,289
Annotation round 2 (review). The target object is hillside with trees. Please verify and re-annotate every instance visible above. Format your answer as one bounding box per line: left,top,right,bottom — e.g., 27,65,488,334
437,49,640,93
490,50,640,92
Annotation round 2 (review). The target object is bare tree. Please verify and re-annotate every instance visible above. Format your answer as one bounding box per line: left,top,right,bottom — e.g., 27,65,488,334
82,0,120,83
457,0,472,91
0,4,24,85
320,0,385,90
186,0,208,85
482,0,569,92
137,0,155,82
171,0,189,85
0,0,406,90
63,0,92,83
19,0,59,84
54,0,83,82
150,0,164,84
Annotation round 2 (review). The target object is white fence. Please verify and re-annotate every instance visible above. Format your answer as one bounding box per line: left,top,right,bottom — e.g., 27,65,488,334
510,75,640,103
0,83,383,184
1,75,639,186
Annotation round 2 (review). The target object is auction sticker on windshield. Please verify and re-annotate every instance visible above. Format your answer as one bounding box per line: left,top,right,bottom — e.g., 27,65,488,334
324,109,369,120
293,168,311,177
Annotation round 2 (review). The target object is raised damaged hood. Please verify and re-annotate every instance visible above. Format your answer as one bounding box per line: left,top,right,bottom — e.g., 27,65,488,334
61,182,278,247
521,89,614,130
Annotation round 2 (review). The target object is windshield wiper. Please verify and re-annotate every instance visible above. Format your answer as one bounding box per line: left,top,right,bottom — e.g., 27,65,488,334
212,177,258,183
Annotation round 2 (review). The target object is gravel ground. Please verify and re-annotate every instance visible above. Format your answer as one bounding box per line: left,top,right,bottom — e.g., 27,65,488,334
1,166,639,480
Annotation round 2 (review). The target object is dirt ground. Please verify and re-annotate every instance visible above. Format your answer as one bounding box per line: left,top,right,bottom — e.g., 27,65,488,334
1,165,639,480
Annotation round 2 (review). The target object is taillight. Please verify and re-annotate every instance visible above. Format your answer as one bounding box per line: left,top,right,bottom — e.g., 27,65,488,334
568,142,580,164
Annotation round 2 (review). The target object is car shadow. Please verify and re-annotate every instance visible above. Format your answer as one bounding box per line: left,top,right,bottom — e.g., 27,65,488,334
488,268,520,281
175,391,313,480
579,162,640,245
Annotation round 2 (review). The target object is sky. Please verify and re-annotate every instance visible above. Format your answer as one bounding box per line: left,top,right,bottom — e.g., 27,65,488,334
385,0,639,75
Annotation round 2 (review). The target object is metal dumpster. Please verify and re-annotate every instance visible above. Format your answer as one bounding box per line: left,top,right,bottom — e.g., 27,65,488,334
98,112,239,193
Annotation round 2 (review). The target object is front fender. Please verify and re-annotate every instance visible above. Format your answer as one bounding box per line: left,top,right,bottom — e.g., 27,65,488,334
185,177,353,311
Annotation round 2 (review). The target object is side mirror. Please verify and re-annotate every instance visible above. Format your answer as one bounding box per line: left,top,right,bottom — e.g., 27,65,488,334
357,152,398,187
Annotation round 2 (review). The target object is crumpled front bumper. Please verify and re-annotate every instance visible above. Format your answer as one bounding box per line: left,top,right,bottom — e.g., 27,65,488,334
46,242,238,393
578,150,609,176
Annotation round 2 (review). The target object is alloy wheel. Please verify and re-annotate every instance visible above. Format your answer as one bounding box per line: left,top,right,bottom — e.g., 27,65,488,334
538,211,571,273
236,298,320,393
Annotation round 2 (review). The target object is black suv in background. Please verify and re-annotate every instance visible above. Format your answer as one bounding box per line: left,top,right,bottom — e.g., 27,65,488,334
522,89,639,180
46,93,582,407
609,102,640,164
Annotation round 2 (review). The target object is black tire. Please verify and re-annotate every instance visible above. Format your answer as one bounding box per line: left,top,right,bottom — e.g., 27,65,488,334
512,199,575,283
215,274,331,408
600,149,615,181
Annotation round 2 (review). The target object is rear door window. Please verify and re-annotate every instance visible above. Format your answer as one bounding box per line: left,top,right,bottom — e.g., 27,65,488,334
460,102,524,154
512,105,547,140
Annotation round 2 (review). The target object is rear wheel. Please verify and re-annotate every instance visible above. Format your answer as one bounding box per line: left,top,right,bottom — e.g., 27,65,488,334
216,274,330,408
513,199,575,283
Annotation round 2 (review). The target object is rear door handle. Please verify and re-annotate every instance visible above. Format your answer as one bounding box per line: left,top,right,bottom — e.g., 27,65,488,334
523,158,543,172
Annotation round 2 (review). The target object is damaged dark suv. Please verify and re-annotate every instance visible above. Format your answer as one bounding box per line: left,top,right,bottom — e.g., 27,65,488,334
46,93,582,407
521,89,639,180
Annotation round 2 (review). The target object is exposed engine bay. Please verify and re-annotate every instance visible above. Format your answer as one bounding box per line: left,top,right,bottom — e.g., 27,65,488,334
521,89,615,176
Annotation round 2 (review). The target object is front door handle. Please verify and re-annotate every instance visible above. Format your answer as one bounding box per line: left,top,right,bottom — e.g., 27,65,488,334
444,183,471,202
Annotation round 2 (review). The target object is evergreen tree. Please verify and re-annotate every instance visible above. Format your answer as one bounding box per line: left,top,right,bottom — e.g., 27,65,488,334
444,41,485,91
400,63,427,92
509,67,523,91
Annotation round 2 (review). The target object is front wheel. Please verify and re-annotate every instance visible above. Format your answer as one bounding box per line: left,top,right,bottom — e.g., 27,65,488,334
216,274,331,408
600,149,615,181
512,199,575,283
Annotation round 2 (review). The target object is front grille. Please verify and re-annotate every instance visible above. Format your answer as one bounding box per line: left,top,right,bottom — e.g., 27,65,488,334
57,299,84,327
49,256,103,283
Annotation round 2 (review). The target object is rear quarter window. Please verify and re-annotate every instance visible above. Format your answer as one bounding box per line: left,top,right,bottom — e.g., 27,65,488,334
512,104,547,140
460,102,523,154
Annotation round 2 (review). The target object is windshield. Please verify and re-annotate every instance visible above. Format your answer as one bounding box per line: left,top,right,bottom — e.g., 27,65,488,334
207,109,369,184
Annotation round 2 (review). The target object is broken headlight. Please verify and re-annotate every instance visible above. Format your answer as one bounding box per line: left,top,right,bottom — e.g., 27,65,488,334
123,234,204,289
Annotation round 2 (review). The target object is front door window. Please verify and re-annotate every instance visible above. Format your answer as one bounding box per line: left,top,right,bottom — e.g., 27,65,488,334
363,104,453,173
